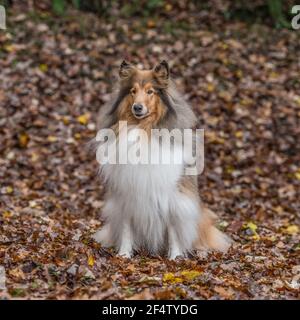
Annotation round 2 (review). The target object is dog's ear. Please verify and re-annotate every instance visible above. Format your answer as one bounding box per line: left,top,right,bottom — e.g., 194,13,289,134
119,60,134,79
154,60,169,82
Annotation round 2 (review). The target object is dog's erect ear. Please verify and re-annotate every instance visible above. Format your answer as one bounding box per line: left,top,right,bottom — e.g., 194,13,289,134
154,60,169,82
119,60,134,79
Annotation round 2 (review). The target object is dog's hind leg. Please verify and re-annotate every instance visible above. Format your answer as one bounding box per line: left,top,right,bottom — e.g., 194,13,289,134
92,198,118,248
92,223,113,248
168,192,200,259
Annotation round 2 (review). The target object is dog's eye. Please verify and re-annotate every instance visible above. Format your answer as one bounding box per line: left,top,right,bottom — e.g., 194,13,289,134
147,89,154,95
131,89,136,95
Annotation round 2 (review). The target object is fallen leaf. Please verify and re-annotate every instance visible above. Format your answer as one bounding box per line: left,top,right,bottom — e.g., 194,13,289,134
6,186,13,194
162,272,182,284
283,225,299,235
77,113,90,125
87,255,95,267
243,221,260,241
47,136,58,142
181,270,202,281
18,133,30,148
39,64,48,72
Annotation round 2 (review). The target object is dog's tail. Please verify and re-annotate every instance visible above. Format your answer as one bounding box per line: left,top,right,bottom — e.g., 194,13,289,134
194,207,232,252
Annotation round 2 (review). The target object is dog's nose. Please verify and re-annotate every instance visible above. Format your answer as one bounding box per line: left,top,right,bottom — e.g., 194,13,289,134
133,104,143,113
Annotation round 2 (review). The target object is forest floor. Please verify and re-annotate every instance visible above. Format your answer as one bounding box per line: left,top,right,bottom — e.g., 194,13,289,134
0,2,299,299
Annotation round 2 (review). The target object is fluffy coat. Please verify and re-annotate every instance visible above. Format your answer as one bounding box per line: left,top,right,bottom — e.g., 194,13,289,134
93,60,231,259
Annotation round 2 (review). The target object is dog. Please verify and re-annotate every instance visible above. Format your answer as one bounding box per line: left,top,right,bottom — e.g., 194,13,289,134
92,60,231,259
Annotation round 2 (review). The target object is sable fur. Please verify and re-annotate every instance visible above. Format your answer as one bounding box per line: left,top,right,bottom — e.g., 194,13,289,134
93,61,231,259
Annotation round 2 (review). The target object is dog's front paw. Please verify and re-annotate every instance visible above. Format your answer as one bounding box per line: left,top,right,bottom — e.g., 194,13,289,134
117,250,133,258
168,249,185,260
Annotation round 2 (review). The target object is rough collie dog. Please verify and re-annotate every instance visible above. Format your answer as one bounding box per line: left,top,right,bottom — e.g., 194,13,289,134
92,60,231,259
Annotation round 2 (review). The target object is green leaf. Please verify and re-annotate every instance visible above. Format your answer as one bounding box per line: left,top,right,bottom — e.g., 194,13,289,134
52,0,65,15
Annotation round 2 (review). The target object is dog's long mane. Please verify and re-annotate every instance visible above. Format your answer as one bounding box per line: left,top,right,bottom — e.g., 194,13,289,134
97,77,197,131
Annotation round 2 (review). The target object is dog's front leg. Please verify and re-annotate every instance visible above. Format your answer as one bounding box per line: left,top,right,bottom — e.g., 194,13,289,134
168,226,184,260
118,221,133,258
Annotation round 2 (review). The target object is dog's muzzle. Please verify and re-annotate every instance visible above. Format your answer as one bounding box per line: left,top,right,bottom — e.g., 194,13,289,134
132,103,148,119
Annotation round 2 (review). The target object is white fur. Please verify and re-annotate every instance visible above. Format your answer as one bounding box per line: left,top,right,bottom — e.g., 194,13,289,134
93,125,201,259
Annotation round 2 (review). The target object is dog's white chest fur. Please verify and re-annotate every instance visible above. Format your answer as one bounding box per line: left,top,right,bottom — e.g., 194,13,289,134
95,127,200,256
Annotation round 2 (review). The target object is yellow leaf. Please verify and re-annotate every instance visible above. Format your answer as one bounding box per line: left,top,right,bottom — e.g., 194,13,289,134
47,136,57,142
206,83,215,92
225,165,234,174
294,171,300,180
284,225,299,235
255,167,263,175
62,116,69,125
240,98,252,106
235,70,243,78
3,210,12,218
163,272,182,284
163,272,175,282
244,221,257,232
251,234,260,241
19,133,29,148
243,221,260,241
163,270,201,284
74,133,81,139
88,255,95,267
181,270,202,281
235,131,243,138
4,44,14,52
39,64,48,72
77,113,90,125
6,186,13,194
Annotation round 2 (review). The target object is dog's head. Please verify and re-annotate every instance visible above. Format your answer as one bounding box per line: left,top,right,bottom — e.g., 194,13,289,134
110,60,175,127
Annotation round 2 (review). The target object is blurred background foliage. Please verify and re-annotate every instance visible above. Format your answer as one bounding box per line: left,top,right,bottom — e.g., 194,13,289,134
0,0,297,28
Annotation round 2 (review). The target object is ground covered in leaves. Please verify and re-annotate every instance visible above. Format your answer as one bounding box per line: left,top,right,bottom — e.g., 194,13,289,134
0,1,299,299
